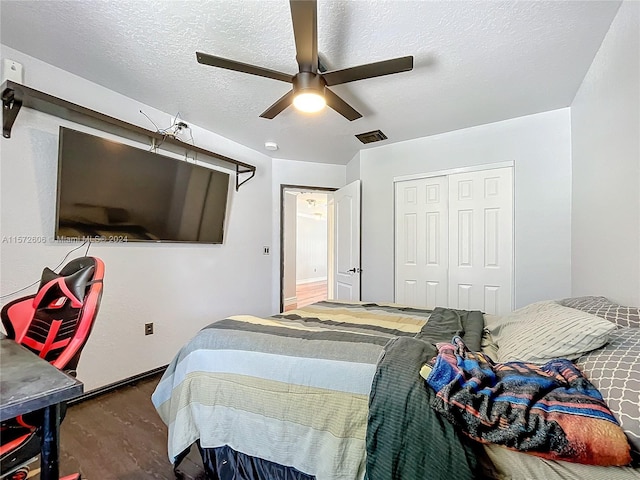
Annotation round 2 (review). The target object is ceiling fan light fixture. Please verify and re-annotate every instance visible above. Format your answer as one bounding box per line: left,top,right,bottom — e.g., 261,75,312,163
196,2,413,121
293,91,326,113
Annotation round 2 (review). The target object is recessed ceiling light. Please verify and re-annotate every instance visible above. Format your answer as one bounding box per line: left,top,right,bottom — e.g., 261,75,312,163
265,141,279,151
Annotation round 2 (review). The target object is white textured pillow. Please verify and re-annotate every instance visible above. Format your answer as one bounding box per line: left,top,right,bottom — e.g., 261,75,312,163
492,301,616,363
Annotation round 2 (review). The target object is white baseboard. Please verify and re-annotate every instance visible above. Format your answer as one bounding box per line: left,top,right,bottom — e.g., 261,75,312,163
297,276,328,285
284,296,298,307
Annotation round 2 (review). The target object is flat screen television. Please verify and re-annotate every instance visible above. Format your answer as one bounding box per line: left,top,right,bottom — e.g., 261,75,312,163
55,127,230,243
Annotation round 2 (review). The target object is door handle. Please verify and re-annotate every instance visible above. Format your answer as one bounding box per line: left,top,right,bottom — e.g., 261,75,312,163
347,267,362,273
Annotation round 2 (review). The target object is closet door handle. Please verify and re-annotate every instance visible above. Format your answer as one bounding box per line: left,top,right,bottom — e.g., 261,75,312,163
347,267,362,273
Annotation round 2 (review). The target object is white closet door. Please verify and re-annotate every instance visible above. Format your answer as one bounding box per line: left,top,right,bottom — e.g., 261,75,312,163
448,167,513,315
395,177,449,307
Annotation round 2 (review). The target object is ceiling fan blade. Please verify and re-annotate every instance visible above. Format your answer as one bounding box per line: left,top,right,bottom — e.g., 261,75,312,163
196,52,293,83
290,0,318,73
259,90,295,119
317,52,329,73
324,88,362,121
322,56,414,86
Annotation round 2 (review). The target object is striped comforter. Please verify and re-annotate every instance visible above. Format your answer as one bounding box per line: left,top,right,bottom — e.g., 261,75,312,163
151,301,433,480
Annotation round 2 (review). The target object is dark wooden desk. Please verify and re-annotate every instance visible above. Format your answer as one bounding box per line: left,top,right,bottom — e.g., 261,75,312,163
0,333,83,480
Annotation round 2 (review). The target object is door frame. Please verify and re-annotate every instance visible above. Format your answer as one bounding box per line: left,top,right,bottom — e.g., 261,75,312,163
393,160,514,183
280,184,337,313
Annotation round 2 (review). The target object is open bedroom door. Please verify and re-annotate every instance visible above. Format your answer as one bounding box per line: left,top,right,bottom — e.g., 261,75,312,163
330,180,362,301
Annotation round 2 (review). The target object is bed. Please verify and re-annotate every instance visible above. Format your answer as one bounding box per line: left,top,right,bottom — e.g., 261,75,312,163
151,298,640,480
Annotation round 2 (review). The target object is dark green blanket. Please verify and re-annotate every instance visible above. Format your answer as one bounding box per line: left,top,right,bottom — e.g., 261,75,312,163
366,307,484,480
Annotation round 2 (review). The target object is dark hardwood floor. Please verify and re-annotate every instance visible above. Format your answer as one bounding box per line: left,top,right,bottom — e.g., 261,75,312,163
26,373,206,480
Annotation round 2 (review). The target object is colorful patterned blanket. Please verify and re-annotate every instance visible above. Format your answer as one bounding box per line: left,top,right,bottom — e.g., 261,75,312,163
425,337,632,466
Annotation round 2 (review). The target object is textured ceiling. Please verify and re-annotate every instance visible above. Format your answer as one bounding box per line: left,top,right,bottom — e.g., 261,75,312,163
0,0,622,165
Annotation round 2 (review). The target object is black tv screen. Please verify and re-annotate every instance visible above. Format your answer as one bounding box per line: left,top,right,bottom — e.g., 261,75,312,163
55,127,230,243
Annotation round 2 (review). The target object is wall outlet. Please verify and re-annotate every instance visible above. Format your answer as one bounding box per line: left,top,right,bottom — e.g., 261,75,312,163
170,115,188,130
2,59,24,84
263,246,270,255
144,322,154,335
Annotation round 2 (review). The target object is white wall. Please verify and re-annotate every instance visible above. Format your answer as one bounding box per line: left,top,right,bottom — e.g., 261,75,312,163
346,151,361,184
296,214,328,283
0,46,274,391
283,192,297,305
359,109,572,309
270,159,346,312
570,0,640,306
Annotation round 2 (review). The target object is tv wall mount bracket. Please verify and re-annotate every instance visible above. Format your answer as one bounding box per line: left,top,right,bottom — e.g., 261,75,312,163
1,80,256,191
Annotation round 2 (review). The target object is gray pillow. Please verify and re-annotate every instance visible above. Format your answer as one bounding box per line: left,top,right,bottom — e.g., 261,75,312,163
575,328,640,461
560,296,640,329
491,301,616,363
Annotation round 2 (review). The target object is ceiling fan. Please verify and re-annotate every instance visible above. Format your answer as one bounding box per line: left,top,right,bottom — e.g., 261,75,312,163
196,0,413,121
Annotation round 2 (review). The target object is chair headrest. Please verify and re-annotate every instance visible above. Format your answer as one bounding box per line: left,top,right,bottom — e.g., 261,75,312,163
39,264,95,304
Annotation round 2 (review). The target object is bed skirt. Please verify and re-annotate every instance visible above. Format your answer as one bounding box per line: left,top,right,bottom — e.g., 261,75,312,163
178,442,316,480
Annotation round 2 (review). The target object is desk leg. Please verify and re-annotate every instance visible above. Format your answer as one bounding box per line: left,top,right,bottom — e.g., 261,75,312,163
40,403,61,480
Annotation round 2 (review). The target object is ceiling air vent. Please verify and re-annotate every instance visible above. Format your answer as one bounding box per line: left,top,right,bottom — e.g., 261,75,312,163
355,129,388,144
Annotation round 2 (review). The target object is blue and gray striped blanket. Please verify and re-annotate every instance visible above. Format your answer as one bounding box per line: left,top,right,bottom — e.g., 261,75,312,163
151,301,435,480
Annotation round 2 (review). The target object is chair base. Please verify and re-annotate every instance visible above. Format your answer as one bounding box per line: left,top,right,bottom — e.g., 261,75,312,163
0,454,81,480
0,454,37,480
3,467,29,480
1,464,80,480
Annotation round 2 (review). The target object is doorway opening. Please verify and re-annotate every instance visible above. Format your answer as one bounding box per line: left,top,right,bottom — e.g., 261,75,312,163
280,185,336,313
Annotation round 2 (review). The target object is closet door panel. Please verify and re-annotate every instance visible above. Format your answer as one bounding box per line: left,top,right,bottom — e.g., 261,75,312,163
448,167,513,315
395,177,448,307
395,166,513,314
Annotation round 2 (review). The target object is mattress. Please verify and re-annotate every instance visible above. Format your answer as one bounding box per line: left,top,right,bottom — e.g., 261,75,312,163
151,300,431,480
153,300,640,480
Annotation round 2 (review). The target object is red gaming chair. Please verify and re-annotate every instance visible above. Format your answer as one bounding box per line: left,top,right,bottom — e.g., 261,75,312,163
0,256,104,480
